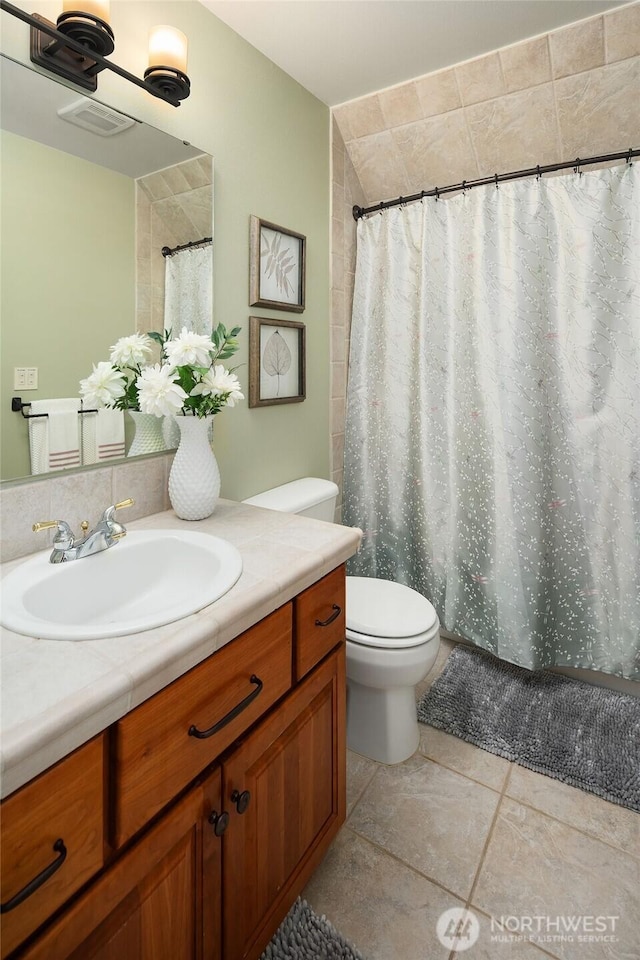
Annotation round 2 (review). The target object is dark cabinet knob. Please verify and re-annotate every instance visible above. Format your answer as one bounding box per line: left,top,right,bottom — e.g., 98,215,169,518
208,810,230,837
231,789,250,814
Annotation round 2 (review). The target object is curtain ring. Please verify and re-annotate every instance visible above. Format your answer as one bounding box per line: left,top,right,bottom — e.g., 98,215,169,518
626,148,633,164
435,186,440,202
420,190,425,204
462,180,467,193
536,165,541,180
494,173,499,190
378,202,384,215
573,157,583,176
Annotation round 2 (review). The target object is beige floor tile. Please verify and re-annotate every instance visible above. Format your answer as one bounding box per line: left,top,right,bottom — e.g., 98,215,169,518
506,765,640,856
473,798,640,960
303,826,460,960
419,726,511,792
346,749,379,817
348,754,500,899
453,909,560,958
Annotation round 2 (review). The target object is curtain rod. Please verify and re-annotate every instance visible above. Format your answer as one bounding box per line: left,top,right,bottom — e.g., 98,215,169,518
352,148,639,221
161,236,212,258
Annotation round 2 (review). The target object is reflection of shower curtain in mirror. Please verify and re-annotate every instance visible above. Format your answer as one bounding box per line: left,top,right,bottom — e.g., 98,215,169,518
164,243,213,336
343,163,640,680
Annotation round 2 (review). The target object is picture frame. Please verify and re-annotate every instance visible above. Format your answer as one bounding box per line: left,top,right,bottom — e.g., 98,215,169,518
249,316,306,407
249,216,306,313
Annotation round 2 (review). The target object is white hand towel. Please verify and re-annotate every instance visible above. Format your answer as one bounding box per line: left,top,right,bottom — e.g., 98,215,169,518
80,408,125,464
97,408,125,462
28,398,81,474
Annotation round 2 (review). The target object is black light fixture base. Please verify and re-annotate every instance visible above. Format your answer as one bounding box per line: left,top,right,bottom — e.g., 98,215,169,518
56,11,115,58
30,12,105,91
144,65,191,102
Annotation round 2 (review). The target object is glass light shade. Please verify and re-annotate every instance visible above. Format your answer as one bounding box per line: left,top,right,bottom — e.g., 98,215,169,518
148,25,188,74
63,0,110,23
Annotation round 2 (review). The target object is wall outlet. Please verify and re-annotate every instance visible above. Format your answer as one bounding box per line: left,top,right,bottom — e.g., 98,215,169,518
14,367,38,390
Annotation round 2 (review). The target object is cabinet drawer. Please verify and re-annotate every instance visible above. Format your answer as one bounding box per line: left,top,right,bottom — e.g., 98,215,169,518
112,603,293,847
294,565,345,681
1,736,105,959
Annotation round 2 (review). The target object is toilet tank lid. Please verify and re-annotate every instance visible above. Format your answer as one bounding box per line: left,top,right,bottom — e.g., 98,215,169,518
243,478,339,514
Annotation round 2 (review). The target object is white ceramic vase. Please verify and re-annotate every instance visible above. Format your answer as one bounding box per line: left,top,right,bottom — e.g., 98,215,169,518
168,415,220,521
127,410,166,457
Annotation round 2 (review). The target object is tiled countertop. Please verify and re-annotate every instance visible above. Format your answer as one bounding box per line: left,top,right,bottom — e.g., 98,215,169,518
0,500,362,799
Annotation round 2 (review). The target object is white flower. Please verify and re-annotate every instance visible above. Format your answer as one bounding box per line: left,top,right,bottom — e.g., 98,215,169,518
136,364,188,418
164,328,213,368
190,365,244,406
110,333,153,367
80,361,126,408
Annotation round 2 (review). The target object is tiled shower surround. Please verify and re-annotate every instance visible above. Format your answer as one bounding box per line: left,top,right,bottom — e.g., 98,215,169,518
329,3,640,507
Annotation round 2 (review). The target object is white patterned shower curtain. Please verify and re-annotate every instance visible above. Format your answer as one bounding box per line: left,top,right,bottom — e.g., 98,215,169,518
343,164,640,680
164,243,213,336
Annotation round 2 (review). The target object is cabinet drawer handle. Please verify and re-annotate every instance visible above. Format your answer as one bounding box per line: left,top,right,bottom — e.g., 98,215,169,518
231,789,251,814
188,674,263,740
315,604,341,628
1,839,67,914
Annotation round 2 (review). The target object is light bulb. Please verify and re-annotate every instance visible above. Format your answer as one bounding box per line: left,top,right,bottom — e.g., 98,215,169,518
63,0,110,23
148,25,188,74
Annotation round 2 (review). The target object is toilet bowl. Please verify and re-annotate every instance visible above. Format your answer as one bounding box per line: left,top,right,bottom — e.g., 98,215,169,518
243,478,440,764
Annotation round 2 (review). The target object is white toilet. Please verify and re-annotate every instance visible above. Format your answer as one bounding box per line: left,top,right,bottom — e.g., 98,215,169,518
243,477,440,764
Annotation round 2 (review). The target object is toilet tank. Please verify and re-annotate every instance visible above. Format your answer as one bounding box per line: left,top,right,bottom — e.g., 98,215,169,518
243,478,338,521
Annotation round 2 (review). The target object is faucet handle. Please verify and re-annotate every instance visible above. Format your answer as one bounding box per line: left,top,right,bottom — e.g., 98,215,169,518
32,520,61,534
102,498,135,522
32,520,75,548
33,520,72,535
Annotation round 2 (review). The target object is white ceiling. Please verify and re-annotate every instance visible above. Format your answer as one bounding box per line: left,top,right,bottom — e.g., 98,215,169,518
201,0,623,106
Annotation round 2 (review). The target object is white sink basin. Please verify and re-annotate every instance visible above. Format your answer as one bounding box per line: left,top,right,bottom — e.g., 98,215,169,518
1,530,243,641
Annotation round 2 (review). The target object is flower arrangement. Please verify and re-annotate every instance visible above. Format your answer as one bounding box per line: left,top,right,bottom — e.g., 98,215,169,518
80,324,244,419
80,332,154,411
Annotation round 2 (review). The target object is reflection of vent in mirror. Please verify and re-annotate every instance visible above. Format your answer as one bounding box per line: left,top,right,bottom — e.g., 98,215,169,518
57,99,136,137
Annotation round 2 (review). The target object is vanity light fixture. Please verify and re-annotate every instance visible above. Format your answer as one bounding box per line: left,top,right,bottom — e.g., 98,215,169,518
145,25,190,103
0,0,191,107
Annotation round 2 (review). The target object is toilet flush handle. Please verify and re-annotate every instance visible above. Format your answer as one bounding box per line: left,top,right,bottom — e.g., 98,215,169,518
315,604,341,627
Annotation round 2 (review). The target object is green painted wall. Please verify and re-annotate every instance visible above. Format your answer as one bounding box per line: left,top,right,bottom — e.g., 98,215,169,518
1,1,331,498
0,131,134,479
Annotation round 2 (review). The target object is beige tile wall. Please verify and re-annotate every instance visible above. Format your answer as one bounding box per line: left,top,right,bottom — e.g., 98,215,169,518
0,454,174,563
331,118,366,521
329,3,640,502
136,155,213,336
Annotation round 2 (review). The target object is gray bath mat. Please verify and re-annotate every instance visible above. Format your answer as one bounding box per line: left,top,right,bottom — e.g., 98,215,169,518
262,898,365,960
417,645,640,812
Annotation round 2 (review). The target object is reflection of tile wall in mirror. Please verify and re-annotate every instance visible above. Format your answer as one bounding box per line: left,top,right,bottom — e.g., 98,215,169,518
136,155,213,338
0,56,213,482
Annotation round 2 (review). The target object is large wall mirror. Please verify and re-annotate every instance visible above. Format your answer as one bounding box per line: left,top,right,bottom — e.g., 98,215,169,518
0,55,213,482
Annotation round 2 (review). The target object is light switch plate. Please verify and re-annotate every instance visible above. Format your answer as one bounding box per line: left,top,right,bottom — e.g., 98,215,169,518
14,367,38,390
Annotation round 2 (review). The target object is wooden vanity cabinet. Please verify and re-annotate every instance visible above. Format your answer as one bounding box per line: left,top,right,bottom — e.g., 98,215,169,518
222,646,346,960
3,565,347,960
0,736,105,960
17,768,222,960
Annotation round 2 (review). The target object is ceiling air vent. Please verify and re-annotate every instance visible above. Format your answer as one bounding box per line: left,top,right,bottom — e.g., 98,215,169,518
57,98,136,137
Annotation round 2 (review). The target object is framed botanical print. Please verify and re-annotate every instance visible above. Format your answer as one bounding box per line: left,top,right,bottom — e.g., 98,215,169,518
249,316,306,407
249,216,306,313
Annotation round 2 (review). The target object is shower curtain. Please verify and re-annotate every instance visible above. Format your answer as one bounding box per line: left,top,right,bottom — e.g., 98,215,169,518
164,243,213,336
343,163,640,680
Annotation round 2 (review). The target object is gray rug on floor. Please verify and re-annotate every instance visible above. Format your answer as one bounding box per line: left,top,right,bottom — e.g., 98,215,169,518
262,898,365,960
417,645,640,812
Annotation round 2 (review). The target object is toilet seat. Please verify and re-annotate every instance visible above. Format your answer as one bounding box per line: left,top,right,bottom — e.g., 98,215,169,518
345,576,438,649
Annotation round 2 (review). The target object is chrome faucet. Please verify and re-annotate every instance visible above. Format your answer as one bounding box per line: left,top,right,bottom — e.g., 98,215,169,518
33,498,134,563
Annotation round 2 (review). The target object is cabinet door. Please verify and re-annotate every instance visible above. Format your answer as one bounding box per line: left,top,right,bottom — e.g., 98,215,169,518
18,770,223,960
222,644,346,960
